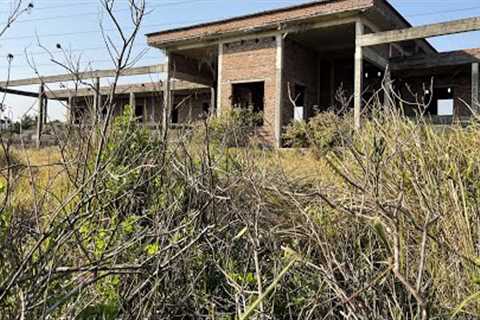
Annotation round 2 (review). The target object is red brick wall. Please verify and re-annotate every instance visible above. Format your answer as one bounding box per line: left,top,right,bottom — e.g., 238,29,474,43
220,36,278,143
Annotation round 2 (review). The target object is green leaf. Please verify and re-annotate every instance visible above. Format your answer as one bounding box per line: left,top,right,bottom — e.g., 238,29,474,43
145,243,160,256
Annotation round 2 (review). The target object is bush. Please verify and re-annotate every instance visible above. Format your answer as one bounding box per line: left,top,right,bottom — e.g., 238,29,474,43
283,111,352,153
208,107,263,147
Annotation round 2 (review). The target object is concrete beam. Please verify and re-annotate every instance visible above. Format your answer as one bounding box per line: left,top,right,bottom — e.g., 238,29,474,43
363,47,388,69
0,87,43,98
391,50,480,70
45,81,207,99
359,16,480,47
0,64,166,87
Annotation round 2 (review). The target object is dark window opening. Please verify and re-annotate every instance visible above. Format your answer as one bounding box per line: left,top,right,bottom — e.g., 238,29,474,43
425,87,454,116
202,102,210,115
232,81,265,125
232,82,264,113
135,104,144,123
171,107,179,124
294,84,306,107
73,108,85,125
293,84,306,121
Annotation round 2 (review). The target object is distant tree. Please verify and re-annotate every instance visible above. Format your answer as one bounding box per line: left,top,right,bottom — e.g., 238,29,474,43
19,114,35,130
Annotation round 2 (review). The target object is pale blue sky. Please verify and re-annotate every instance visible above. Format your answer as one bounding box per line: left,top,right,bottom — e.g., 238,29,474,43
1,0,480,121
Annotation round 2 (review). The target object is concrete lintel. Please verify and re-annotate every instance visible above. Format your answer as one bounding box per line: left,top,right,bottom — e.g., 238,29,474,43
359,16,480,47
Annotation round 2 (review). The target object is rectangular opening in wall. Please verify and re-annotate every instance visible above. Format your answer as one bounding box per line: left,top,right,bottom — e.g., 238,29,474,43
294,84,306,121
171,107,179,124
135,104,144,123
425,87,454,116
436,87,454,116
232,81,265,124
202,102,210,116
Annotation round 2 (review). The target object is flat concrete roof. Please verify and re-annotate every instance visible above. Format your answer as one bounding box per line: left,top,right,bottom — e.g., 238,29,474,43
146,0,436,54
146,0,375,47
46,81,208,99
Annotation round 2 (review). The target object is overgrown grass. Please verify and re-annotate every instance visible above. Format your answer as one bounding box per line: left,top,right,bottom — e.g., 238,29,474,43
1,107,480,319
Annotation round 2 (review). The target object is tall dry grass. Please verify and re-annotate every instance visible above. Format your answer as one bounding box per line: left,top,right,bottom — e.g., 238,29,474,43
1,107,480,319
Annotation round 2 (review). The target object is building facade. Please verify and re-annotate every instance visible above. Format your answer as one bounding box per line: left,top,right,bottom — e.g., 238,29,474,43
145,0,480,146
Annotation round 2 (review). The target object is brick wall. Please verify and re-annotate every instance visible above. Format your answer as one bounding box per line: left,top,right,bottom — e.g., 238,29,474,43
220,36,278,143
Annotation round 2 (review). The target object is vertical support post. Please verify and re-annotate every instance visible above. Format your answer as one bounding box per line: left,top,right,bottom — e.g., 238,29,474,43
162,52,172,131
43,97,48,124
93,77,100,120
354,20,364,130
330,60,335,106
143,97,148,124
129,92,136,109
216,42,224,115
36,84,45,148
275,33,284,148
68,95,73,125
210,87,215,116
472,62,479,112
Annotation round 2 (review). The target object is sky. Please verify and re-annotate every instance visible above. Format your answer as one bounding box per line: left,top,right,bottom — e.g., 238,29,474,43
1,0,480,122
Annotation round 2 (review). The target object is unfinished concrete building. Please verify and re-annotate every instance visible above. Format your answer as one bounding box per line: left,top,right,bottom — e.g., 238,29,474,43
146,0,480,146
2,0,480,147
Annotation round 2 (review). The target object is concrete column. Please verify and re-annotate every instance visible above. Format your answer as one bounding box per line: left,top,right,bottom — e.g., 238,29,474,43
210,87,215,116
275,34,284,148
354,21,364,130
472,62,479,112
216,42,224,115
129,91,136,109
129,92,137,123
43,97,48,124
36,84,45,148
93,77,100,120
68,95,73,125
162,52,172,130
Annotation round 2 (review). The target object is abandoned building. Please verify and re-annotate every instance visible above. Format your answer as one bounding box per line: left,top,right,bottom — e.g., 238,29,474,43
2,0,480,147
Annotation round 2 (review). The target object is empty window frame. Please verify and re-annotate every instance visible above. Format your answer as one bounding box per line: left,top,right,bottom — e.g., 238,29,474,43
232,81,265,114
202,102,210,116
425,87,454,116
135,104,144,123
293,84,306,121
171,107,179,124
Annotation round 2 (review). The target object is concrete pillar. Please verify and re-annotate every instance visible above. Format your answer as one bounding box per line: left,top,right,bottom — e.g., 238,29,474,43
129,91,136,109
354,20,364,130
68,95,73,125
36,84,45,148
275,34,284,148
216,42,224,115
472,62,479,112
93,77,101,120
210,87,215,116
43,97,48,124
162,52,172,130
